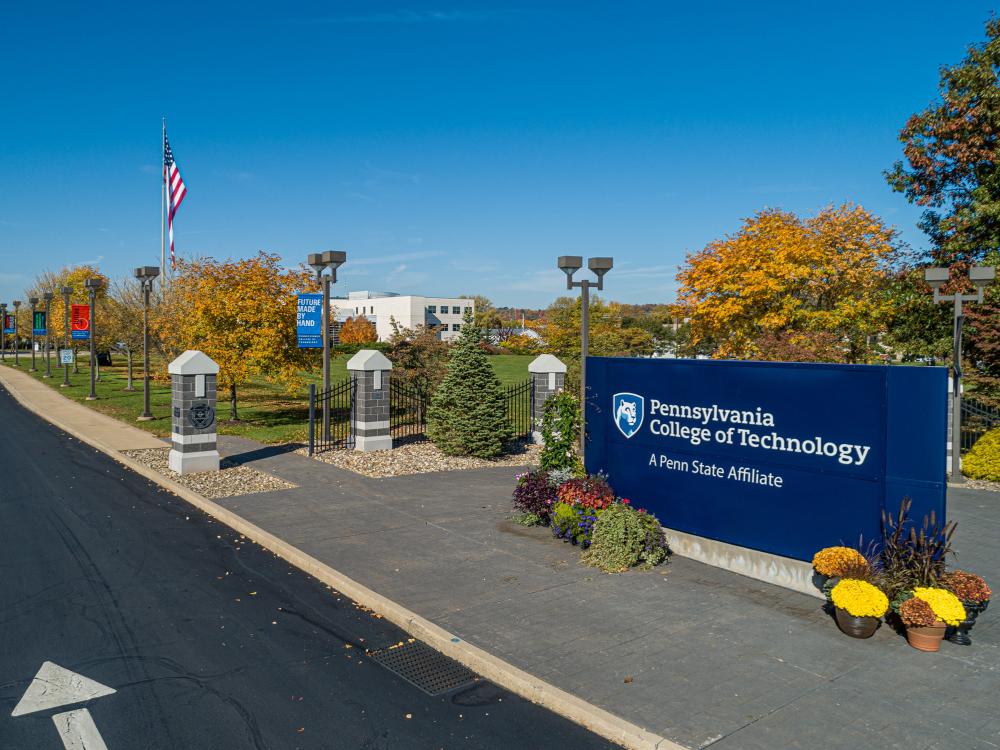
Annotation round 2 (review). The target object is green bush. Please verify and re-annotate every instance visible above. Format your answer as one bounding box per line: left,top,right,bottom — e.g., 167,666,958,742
964,427,1000,481
426,310,513,458
540,390,583,473
584,503,670,573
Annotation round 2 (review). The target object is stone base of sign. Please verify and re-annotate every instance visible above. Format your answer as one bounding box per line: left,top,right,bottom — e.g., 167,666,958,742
169,448,221,475
662,525,823,600
354,434,393,452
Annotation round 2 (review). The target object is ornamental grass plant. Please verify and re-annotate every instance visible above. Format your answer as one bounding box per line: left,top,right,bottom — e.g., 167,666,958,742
879,498,955,600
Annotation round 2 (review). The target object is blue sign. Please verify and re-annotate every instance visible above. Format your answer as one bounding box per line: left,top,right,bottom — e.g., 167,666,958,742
585,358,948,562
33,310,47,336
296,293,323,349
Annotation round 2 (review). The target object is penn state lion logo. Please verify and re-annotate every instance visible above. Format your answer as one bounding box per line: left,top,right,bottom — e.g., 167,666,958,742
612,393,644,439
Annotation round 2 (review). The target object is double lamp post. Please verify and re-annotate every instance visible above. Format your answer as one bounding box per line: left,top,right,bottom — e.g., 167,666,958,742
557,255,613,461
308,251,347,441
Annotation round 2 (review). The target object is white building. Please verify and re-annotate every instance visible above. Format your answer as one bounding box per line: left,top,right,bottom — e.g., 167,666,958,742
331,291,474,342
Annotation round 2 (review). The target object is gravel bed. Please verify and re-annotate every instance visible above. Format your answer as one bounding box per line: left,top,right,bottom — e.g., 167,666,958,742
120,447,296,499
299,438,540,478
963,478,1000,493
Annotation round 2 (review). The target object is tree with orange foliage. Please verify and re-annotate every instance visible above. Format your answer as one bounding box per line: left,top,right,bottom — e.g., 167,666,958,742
152,251,314,420
338,315,377,344
676,204,900,363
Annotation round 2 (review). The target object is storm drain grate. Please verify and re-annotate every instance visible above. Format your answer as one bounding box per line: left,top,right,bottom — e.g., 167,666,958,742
368,640,479,696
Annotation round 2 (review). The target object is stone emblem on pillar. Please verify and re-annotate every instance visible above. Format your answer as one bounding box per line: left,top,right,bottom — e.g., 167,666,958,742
528,354,567,444
347,349,393,452
168,350,221,474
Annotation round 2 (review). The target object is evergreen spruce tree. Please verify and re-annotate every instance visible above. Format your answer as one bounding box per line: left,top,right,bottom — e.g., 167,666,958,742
427,309,514,457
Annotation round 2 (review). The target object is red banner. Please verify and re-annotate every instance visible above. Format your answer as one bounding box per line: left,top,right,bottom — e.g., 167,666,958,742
71,304,90,340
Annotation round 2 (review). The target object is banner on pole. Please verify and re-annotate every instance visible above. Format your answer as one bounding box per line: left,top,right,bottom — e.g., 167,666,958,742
71,304,91,340
296,293,323,349
33,310,47,336
2,314,13,334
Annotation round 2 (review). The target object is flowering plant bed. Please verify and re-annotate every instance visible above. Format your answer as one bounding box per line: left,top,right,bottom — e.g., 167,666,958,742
511,469,668,573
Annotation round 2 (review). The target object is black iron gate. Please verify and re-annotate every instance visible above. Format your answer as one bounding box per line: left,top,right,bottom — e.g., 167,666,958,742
390,379,428,441
962,397,1000,454
505,378,534,438
308,376,356,454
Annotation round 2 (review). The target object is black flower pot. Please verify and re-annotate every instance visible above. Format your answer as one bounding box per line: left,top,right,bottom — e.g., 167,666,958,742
946,600,989,646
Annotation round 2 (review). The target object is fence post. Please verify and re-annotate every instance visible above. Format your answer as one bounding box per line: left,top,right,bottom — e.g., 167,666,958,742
528,354,567,444
308,383,315,456
347,349,393,451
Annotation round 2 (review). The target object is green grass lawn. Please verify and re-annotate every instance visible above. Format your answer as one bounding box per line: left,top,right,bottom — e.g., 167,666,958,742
0,351,530,445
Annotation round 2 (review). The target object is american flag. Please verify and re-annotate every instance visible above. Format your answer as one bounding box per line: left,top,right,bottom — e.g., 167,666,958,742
164,131,187,268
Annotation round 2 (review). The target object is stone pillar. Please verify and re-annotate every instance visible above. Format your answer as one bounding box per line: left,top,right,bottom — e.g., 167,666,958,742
348,349,393,452
168,350,221,474
528,354,567,444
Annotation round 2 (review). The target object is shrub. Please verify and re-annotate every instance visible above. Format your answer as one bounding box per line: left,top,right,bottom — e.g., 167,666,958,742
941,570,992,603
830,579,889,618
512,470,557,521
912,586,966,626
426,310,513,458
899,596,937,627
557,474,615,510
550,502,601,547
584,503,670,573
963,427,1000,481
540,390,582,473
811,546,868,578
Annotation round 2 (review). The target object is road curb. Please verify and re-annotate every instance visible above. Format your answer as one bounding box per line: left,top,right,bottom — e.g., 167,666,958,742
0,367,680,750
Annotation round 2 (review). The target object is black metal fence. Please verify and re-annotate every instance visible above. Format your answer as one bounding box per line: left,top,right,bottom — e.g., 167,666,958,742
505,378,535,438
962,397,1000,454
390,379,428,442
308,376,355,455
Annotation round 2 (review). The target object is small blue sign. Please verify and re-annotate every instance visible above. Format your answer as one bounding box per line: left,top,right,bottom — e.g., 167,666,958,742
296,293,323,349
586,357,948,562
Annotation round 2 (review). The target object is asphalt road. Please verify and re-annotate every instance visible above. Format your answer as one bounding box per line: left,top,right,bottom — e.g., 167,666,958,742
0,385,615,750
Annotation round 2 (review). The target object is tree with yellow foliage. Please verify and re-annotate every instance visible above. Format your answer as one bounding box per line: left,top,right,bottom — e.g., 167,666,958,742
338,315,377,344
152,252,313,420
676,204,899,363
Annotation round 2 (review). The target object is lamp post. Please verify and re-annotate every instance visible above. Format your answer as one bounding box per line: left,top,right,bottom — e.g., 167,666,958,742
61,286,72,386
28,297,38,371
12,300,21,366
557,255,614,461
0,303,7,360
924,264,997,484
43,292,54,377
307,250,347,441
134,266,160,420
85,278,102,400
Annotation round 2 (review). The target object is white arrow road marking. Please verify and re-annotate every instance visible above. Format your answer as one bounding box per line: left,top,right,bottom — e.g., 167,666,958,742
11,661,116,717
51,708,109,750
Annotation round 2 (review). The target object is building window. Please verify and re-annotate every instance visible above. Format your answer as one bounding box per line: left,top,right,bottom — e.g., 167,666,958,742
453,323,461,331
452,306,460,314
427,305,437,314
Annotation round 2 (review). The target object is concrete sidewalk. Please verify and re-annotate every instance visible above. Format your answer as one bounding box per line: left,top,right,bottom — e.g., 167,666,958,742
3,362,998,750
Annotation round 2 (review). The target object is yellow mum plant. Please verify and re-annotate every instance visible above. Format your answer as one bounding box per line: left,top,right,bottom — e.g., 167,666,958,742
913,587,966,627
812,546,867,577
831,579,889,618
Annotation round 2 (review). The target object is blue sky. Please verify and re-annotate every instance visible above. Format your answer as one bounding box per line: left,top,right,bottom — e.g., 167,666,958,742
0,2,996,308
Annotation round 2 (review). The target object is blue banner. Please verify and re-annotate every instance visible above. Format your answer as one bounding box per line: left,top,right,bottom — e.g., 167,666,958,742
296,293,323,349
32,310,46,336
2,314,12,335
585,358,947,562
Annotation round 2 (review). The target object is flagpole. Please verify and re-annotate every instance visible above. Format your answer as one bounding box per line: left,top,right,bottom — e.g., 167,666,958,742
160,118,166,294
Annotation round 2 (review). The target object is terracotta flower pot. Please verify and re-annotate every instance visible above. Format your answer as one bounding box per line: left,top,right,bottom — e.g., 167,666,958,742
906,620,947,652
834,607,880,638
